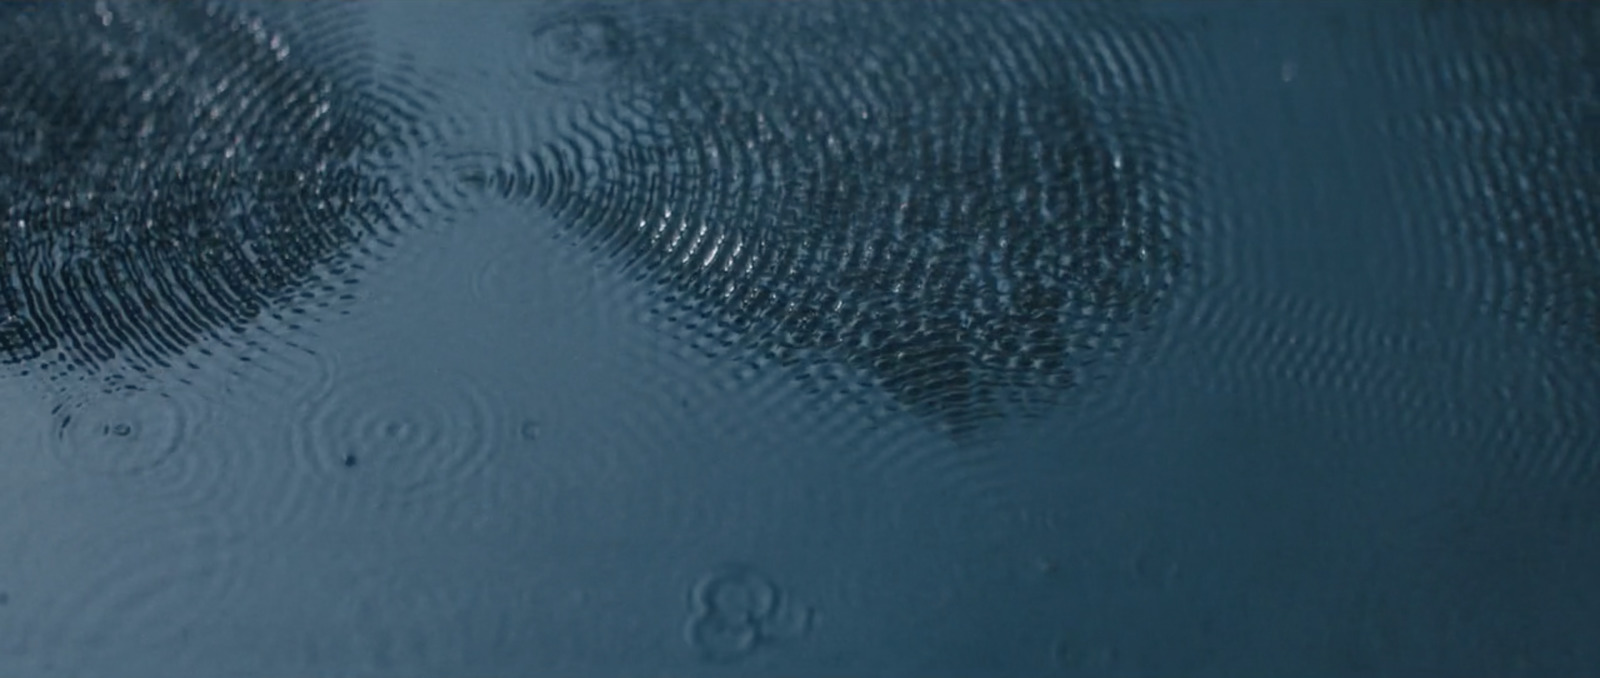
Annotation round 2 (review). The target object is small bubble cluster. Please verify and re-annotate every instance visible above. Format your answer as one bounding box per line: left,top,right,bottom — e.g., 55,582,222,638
684,565,812,664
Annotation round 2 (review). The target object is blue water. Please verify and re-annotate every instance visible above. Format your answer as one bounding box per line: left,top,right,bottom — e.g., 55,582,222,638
1,2,1597,676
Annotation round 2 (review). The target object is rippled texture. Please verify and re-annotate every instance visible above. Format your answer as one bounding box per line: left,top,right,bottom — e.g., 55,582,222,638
50,384,189,476
284,350,504,519
685,564,814,664
0,1,439,386
0,486,237,675
1361,3,1600,499
1376,4,1600,352
468,2,1202,438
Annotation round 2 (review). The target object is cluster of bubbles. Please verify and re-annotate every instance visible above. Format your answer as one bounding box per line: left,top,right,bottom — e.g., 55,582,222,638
683,565,812,664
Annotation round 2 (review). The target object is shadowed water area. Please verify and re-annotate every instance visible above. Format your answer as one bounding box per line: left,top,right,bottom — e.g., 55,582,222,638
0,1,1597,676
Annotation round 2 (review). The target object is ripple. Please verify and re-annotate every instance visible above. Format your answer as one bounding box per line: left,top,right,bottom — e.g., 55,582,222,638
692,566,781,623
0,1,457,392
684,564,814,664
0,487,240,674
603,322,959,507
49,386,188,477
1357,5,1600,356
282,350,505,523
685,613,763,665
469,3,1212,444
1334,4,1600,505
464,207,602,319
522,5,635,87
36,343,338,528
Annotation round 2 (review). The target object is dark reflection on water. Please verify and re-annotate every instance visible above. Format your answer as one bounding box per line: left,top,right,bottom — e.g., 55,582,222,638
0,1,1597,677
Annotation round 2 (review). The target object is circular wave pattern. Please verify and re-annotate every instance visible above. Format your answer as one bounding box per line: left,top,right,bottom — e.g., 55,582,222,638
693,566,780,623
285,354,503,519
0,1,446,388
38,363,294,526
523,4,634,87
470,3,1205,441
49,384,188,476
